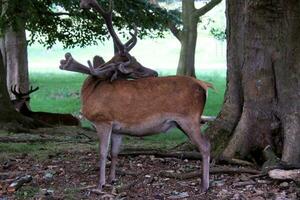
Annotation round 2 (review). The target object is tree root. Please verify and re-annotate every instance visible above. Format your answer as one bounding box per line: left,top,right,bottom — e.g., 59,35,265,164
159,166,260,180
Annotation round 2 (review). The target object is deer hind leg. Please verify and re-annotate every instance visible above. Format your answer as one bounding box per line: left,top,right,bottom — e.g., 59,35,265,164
95,123,112,191
178,121,211,192
108,133,123,183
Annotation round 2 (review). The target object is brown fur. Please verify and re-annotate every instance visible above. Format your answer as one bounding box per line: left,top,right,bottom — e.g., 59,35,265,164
81,76,208,126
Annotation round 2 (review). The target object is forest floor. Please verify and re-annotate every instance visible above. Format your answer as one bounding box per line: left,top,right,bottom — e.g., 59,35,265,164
0,129,299,200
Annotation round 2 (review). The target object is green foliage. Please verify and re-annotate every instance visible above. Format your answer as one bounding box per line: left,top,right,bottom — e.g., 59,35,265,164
210,27,226,41
0,0,178,48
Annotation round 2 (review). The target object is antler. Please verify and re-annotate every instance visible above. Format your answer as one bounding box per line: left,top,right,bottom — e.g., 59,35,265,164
11,85,39,99
80,0,138,53
60,53,133,81
124,26,138,52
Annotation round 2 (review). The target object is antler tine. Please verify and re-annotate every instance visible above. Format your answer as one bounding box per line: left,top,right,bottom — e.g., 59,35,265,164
10,85,20,98
125,26,138,52
80,0,125,52
27,86,39,95
10,85,39,99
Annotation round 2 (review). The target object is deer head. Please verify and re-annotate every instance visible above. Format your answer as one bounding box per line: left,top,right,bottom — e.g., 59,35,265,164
10,85,39,112
60,0,158,81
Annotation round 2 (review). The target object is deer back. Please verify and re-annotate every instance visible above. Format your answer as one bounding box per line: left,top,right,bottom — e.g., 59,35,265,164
81,76,207,124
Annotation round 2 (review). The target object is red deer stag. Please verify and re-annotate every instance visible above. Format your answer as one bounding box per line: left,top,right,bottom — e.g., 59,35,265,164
11,85,80,126
59,0,212,192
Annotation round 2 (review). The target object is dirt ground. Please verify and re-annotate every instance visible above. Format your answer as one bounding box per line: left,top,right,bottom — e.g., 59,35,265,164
0,149,299,200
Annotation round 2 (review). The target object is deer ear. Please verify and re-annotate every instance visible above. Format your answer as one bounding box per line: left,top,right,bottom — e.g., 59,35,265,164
117,64,133,74
93,55,105,67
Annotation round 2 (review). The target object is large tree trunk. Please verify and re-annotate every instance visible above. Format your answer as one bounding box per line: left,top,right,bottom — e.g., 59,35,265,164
208,0,300,164
176,0,198,77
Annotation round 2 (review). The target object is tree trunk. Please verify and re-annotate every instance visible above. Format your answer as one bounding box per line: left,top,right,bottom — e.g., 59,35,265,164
176,0,198,77
149,0,221,77
208,0,300,164
0,0,29,99
0,49,40,131
3,23,29,99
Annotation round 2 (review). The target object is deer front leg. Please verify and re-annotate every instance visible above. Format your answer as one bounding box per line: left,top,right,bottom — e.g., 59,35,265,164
95,123,112,191
108,133,123,183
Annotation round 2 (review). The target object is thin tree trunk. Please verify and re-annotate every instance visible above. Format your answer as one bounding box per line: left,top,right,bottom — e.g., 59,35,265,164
149,0,221,77
176,1,197,77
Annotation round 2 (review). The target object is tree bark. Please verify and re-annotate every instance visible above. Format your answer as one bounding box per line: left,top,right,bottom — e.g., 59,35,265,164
4,25,29,98
0,0,29,99
208,0,300,164
176,0,198,77
176,0,222,76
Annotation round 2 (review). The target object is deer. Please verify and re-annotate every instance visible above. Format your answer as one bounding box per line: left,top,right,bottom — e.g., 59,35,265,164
59,0,213,192
10,85,80,126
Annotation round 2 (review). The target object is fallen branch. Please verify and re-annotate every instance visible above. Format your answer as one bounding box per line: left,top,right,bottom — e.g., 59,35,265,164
219,158,255,167
268,169,300,181
119,150,202,160
159,166,260,180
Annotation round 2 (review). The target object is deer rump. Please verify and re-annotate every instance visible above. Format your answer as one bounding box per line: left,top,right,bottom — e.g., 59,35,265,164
81,75,207,135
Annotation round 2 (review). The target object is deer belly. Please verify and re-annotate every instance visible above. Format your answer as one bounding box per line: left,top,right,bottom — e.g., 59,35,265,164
112,119,178,136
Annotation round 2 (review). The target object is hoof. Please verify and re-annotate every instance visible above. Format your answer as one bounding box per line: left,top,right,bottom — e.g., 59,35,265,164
200,187,209,193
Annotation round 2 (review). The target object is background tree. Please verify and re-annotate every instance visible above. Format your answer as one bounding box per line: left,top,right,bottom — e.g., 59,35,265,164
0,0,29,98
151,0,222,77
0,49,40,130
208,0,300,165
0,0,175,97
